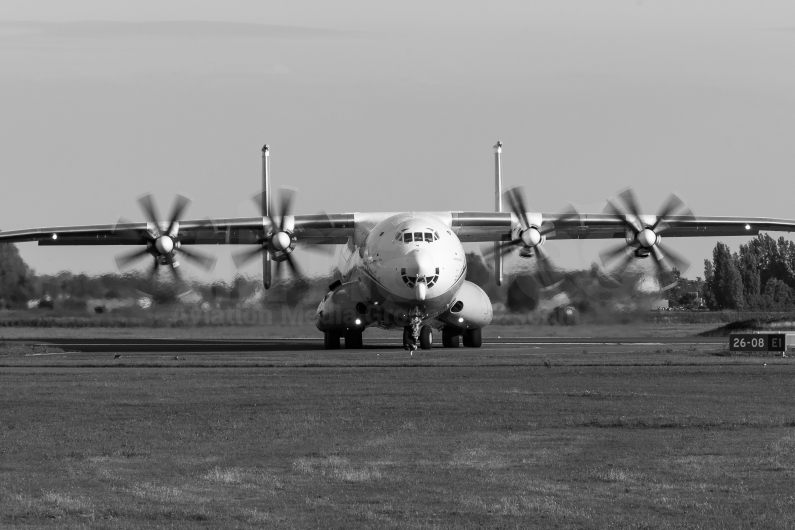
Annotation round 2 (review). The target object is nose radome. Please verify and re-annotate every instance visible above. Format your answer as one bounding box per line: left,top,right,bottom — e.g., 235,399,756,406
415,282,427,301
404,250,435,277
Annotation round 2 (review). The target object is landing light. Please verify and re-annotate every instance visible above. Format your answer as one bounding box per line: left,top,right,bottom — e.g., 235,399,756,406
458,317,464,323
355,318,361,325
745,224,751,230
52,234,57,240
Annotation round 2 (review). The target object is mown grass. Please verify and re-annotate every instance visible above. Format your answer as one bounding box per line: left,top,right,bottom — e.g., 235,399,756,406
1,359,794,529
0,341,64,357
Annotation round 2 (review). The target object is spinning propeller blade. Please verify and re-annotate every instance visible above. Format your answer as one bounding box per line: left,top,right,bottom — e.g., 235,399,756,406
114,194,217,283
600,188,693,280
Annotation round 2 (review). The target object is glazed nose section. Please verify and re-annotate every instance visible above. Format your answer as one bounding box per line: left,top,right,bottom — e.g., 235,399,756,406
403,250,437,301
406,250,435,277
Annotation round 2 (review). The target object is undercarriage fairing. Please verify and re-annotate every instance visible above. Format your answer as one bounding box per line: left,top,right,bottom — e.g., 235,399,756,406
435,280,493,331
315,280,373,331
315,275,491,334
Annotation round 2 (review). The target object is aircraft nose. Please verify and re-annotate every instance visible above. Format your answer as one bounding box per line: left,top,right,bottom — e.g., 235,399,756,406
415,282,427,301
400,250,439,300
405,250,435,277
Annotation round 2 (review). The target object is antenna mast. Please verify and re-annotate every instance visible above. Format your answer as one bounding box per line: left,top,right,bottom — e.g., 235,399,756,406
262,144,272,289
493,141,503,286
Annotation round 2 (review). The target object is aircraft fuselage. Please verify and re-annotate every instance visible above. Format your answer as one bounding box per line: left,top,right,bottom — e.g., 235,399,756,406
315,213,492,340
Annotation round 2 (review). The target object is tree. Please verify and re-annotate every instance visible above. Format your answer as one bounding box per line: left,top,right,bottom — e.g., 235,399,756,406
761,278,794,310
703,259,717,309
0,243,33,307
711,242,744,310
505,276,539,313
738,243,761,310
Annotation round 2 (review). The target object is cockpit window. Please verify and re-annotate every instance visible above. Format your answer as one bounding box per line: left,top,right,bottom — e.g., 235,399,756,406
397,229,440,244
401,267,440,288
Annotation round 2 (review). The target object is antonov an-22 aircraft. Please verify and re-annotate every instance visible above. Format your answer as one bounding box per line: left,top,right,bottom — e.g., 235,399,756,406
2,142,795,350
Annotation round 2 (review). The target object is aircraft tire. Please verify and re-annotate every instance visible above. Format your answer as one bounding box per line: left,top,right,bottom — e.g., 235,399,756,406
463,328,482,348
324,330,341,350
442,326,459,348
419,325,433,350
344,329,363,349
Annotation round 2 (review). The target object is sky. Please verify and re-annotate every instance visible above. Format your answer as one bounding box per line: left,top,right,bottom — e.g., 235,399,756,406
1,1,795,282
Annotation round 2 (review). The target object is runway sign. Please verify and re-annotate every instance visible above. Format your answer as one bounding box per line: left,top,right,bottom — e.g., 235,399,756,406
729,333,786,352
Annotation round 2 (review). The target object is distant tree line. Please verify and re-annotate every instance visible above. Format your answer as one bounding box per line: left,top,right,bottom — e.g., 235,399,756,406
703,234,795,311
4,235,795,312
0,242,334,309
0,243,33,308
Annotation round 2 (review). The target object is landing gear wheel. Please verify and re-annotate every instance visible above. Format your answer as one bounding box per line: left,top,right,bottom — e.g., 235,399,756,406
419,325,433,350
462,328,482,348
442,326,460,348
344,329,363,349
324,330,341,350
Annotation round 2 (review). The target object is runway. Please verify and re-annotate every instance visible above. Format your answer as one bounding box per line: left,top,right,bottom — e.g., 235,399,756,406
9,336,726,354
1,333,783,371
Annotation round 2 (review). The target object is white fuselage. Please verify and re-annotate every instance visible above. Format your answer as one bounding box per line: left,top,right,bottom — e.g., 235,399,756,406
316,213,474,331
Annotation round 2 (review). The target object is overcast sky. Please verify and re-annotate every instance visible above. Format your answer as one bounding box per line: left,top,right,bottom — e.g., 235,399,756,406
2,1,795,282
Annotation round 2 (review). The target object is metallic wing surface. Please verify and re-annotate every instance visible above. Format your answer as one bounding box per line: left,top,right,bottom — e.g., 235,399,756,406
1,213,793,246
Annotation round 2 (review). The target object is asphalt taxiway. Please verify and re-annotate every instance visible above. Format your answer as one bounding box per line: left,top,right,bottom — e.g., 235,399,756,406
9,336,726,354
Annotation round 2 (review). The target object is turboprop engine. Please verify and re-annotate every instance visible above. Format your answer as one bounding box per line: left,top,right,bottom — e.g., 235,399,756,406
599,188,694,278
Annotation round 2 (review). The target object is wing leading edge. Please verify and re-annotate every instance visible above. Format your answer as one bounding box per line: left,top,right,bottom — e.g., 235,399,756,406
1,212,793,247
451,212,795,242
0,214,355,247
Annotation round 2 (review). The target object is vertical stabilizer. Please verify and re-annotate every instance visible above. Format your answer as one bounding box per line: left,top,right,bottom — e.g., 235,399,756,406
262,144,272,289
493,141,503,286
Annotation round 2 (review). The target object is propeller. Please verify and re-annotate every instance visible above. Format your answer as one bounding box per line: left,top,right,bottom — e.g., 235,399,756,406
232,187,337,281
483,186,581,290
599,188,694,282
113,194,217,284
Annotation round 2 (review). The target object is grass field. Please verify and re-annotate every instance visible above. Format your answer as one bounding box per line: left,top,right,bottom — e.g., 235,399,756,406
2,342,794,529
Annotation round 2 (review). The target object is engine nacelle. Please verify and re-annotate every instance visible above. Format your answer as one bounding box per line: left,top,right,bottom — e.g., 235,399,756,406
436,280,493,331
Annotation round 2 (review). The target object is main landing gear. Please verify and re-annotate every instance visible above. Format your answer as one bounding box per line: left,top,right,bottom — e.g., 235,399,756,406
323,329,363,350
462,328,482,348
324,330,341,350
344,329,363,349
324,326,482,351
441,327,481,348
402,326,483,350
442,326,459,348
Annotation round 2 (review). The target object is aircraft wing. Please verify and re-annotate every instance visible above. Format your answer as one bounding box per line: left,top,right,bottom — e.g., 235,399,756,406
0,214,355,246
544,214,795,241
452,212,795,242
2,211,794,247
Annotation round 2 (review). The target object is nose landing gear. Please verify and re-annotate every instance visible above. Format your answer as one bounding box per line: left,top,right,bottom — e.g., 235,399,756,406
403,325,433,350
